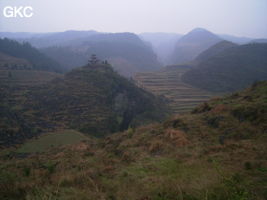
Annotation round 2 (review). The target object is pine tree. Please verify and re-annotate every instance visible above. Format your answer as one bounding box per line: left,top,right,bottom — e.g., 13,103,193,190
88,54,99,65
8,71,12,78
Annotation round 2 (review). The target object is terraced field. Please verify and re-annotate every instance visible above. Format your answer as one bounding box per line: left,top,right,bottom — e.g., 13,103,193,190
134,65,215,114
0,70,62,85
0,70,62,107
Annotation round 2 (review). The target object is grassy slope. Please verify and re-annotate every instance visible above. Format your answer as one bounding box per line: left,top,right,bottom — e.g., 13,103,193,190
17,130,89,153
1,81,266,200
134,65,214,114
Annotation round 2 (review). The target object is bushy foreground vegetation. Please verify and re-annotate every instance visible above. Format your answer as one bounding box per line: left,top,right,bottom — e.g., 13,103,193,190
0,81,266,200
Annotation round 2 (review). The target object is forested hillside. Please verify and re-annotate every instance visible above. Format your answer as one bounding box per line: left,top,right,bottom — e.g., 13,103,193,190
194,40,238,63
0,38,63,72
182,43,267,92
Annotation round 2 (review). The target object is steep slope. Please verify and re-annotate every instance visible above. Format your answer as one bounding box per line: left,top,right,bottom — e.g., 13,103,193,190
170,28,222,64
194,40,238,63
182,43,267,92
40,32,161,76
0,38,63,72
0,62,168,146
1,81,266,200
139,32,183,64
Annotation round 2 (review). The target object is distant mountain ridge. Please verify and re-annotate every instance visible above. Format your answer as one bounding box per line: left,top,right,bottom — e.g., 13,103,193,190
2,29,266,77
1,30,99,48
40,32,161,76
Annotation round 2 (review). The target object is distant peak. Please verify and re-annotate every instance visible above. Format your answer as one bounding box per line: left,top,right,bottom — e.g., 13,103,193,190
190,28,210,33
63,30,97,33
183,28,220,39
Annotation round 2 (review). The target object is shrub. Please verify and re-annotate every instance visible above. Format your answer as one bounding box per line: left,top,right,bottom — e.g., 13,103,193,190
205,115,224,128
23,167,31,177
42,162,57,174
244,162,252,170
192,102,212,114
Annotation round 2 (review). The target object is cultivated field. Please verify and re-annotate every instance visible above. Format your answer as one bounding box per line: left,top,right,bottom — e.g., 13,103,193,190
134,65,215,114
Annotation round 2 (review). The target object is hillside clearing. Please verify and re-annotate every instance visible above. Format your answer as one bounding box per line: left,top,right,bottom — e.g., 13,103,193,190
16,130,89,153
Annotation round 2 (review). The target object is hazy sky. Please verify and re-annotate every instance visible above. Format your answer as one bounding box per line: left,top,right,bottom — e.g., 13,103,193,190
0,0,267,38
